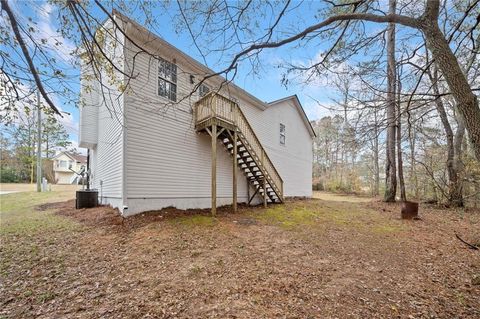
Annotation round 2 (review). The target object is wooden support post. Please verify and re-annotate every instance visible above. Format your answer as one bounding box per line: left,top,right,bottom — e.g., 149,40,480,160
233,129,238,213
211,124,217,216
281,181,284,202
263,177,267,208
248,186,260,205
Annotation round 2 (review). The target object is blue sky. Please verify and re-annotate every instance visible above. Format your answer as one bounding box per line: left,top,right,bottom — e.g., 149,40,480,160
8,1,382,152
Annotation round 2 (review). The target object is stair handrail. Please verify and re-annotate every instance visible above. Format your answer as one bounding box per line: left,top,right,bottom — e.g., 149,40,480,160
195,92,283,200
232,103,283,198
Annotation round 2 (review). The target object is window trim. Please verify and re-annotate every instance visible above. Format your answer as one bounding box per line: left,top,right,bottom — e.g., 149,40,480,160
157,57,177,102
280,123,286,146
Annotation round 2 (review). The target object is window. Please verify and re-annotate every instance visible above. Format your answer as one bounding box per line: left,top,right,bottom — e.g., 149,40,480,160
158,57,177,101
280,123,286,145
58,160,67,168
199,83,210,97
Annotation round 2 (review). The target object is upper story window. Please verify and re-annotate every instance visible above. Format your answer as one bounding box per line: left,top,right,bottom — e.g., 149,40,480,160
280,123,286,145
57,160,67,168
158,57,177,101
199,83,210,97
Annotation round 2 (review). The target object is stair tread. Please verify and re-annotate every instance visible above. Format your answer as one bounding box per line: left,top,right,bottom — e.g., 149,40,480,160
198,117,283,204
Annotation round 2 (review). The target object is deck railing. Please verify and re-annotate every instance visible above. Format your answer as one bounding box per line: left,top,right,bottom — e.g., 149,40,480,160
195,92,284,200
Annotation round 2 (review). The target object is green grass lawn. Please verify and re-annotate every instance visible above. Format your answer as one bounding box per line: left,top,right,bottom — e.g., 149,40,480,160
0,187,79,236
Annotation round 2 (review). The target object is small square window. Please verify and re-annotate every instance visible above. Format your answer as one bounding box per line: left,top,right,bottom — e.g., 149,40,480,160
280,123,285,145
199,83,210,97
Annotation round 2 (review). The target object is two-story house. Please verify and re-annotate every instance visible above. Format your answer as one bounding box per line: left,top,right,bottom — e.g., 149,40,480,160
78,11,315,216
53,152,87,184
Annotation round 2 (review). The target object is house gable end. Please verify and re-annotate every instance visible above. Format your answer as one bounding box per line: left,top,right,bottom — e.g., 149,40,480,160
268,95,316,138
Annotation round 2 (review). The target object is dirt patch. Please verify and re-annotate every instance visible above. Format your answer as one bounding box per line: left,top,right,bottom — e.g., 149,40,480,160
53,200,125,227
234,217,258,225
2,196,479,318
35,201,74,212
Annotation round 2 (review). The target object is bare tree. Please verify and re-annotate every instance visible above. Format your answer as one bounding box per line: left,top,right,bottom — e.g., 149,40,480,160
396,64,406,202
384,0,397,202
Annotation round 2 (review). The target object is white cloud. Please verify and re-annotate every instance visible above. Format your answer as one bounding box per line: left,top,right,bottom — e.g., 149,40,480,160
54,110,78,135
36,3,77,63
1,3,79,150
302,100,335,120
46,92,79,135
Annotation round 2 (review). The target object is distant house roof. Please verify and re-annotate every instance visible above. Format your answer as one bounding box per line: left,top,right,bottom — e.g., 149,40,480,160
268,95,316,138
54,151,87,163
69,153,87,163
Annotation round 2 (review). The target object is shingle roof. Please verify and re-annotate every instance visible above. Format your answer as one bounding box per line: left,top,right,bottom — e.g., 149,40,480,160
54,151,87,163
68,153,87,163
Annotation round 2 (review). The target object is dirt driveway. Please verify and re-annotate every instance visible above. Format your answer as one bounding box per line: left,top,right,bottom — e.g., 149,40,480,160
1,191,479,318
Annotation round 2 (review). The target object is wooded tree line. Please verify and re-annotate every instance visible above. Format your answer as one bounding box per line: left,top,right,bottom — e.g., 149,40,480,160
0,106,72,183
310,1,480,207
311,108,480,207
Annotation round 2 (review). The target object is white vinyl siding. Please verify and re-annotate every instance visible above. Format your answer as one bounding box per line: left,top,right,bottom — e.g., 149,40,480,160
238,97,313,197
84,18,125,204
79,62,99,148
122,39,248,214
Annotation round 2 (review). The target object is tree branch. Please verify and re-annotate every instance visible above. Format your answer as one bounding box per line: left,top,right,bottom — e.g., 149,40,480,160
0,0,62,116
219,12,419,77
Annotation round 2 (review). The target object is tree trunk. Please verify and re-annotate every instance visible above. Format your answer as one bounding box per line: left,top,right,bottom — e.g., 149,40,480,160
384,0,397,202
428,65,463,206
45,133,50,159
453,111,465,177
396,73,406,201
373,109,380,197
407,114,419,199
420,7,480,161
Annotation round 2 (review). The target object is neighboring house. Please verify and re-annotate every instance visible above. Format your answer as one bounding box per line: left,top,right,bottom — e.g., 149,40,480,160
79,11,315,216
53,152,87,184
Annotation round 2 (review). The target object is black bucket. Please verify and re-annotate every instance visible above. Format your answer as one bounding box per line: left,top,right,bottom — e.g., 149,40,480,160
76,190,98,209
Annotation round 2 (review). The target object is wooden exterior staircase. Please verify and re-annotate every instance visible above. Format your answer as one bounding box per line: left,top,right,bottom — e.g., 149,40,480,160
194,92,284,215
